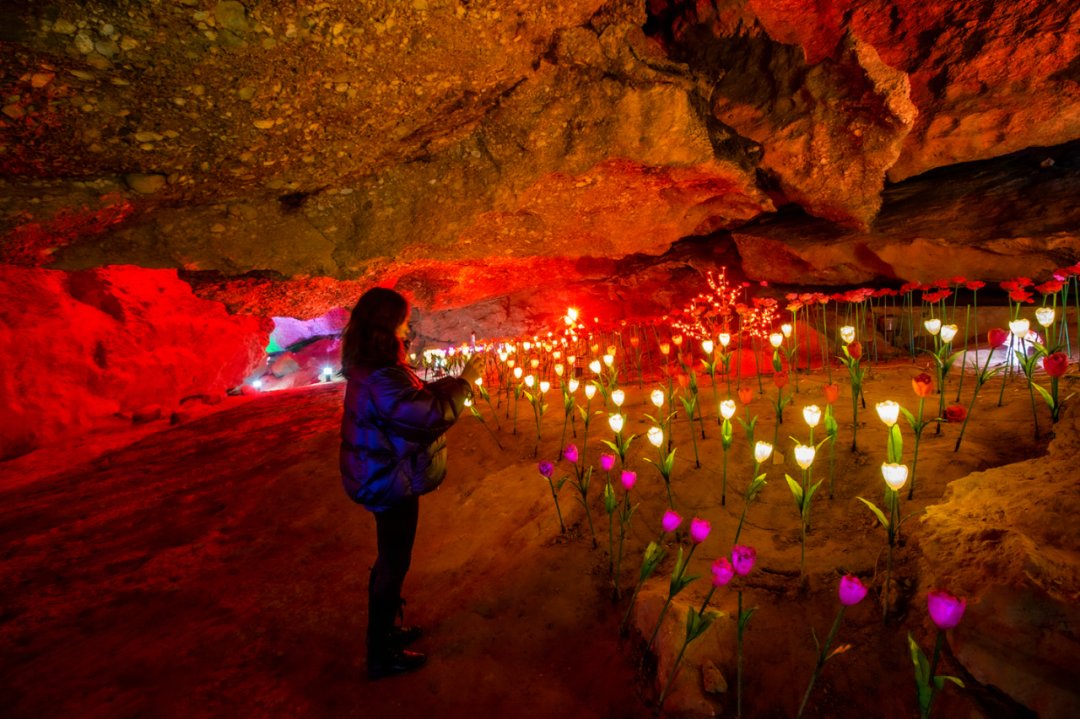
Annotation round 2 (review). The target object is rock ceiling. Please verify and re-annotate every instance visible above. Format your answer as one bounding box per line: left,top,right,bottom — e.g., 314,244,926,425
1,0,1079,324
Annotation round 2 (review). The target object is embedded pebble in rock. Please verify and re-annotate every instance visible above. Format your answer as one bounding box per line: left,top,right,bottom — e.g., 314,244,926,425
123,173,166,194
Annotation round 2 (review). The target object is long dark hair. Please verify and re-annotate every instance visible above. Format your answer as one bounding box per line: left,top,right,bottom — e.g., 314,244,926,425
341,287,409,373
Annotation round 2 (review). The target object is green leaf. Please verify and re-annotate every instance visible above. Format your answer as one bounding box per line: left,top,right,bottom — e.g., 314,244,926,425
804,479,823,507
1032,382,1056,410
737,606,757,632
600,439,619,453
785,474,804,507
858,497,890,530
935,675,965,689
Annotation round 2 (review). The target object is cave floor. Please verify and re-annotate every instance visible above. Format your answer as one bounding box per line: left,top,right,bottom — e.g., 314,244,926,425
0,358,1055,718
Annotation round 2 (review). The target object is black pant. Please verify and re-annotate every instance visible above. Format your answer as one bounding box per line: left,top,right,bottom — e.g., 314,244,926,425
367,495,419,656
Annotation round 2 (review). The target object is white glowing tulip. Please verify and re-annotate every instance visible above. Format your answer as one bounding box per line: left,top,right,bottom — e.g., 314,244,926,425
474,376,483,386
650,389,664,408
720,399,737,420
464,397,473,407
647,426,663,448
513,367,523,380
523,341,532,351
530,358,540,369
923,318,942,336
781,323,793,338
584,383,597,400
589,359,602,375
875,400,900,427
554,363,564,377
881,462,909,491
252,379,263,390
552,350,561,360
1036,307,1055,328
498,351,508,362
840,326,856,344
769,332,783,348
567,355,576,366
539,380,550,393
794,444,816,469
718,333,731,348
568,378,580,393
702,339,714,355
940,324,959,344
1009,318,1030,339
565,307,579,325
524,375,535,388
611,389,625,407
603,354,614,368
803,404,821,428
754,441,774,464
608,414,625,434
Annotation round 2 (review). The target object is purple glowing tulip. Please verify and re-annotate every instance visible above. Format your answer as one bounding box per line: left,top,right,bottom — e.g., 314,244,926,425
563,444,579,464
600,453,616,472
927,590,966,629
620,470,637,491
838,575,868,606
689,517,711,544
731,545,756,576
661,509,682,533
538,460,554,478
711,557,734,586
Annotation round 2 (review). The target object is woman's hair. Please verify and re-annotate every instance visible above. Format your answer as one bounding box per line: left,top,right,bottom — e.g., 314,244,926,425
341,287,409,373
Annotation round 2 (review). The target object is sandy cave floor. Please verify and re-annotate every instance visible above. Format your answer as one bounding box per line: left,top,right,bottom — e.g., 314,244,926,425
0,357,1060,719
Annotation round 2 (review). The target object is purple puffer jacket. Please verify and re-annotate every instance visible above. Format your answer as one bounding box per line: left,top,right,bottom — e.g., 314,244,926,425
340,363,471,512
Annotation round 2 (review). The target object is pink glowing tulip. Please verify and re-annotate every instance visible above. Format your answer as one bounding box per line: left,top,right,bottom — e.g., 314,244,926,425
927,590,966,629
838,575,868,606
661,509,682,533
711,557,734,586
538,460,554,478
731,545,756,576
600,453,616,472
620,470,637,491
563,444,579,463
689,517,711,544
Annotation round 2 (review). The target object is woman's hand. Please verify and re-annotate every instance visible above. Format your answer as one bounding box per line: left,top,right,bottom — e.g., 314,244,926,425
459,355,484,387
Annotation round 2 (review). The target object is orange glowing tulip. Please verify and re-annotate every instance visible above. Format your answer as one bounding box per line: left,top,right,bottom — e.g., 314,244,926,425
912,373,934,397
773,372,789,389
823,383,839,404
738,385,753,405
660,342,671,356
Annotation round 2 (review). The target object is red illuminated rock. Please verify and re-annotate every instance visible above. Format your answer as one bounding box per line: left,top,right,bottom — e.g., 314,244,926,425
0,265,269,460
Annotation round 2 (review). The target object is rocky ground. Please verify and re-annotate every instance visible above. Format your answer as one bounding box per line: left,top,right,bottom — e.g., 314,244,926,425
1,354,1077,718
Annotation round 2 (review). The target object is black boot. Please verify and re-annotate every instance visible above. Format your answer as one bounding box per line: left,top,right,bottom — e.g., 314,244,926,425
367,642,427,680
389,598,422,647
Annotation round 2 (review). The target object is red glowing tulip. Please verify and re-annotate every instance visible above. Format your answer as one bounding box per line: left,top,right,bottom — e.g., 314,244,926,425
927,590,966,630
912,373,934,398
629,335,640,348
1043,352,1069,378
988,327,1010,349
838,575,868,606
847,341,862,361
823,383,839,404
965,280,986,291
1009,289,1034,304
943,404,967,422
738,385,753,405
711,557,734,586
731,545,756,576
1035,280,1064,295
773,371,789,388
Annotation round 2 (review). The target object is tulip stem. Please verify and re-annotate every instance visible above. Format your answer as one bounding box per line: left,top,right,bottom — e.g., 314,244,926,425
736,589,745,718
924,630,946,719
908,396,925,499
795,606,846,719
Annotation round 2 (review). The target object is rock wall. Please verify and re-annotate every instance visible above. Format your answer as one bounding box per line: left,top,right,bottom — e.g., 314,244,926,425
0,265,269,460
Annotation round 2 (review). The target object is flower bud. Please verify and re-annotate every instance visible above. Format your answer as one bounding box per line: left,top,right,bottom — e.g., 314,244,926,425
875,400,900,427
538,460,554,478
881,462,909,491
794,444,816,469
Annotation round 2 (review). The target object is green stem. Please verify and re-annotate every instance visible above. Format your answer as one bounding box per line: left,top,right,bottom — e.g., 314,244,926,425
796,606,846,719
924,630,946,719
737,590,745,719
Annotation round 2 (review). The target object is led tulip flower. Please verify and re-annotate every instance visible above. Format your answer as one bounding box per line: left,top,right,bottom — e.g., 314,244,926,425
699,338,722,425
910,591,967,719
875,400,903,464
795,575,868,719
734,442,771,545
719,399,737,506
1036,306,1055,327
650,388,664,408
955,332,1006,453
922,320,965,436
558,377,579,455
838,330,866,451
659,544,757,716
644,425,677,507
786,443,821,585
522,375,550,456
611,388,625,407
601,453,618,577
612,469,639,602
601,412,636,472
923,318,942,336
645,516,711,657
537,460,567,533
858,463,918,622
1034,351,1069,422
1009,316,1045,438
939,324,959,344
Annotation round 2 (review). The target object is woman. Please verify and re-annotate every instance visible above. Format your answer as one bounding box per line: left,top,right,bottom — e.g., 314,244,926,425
339,287,482,680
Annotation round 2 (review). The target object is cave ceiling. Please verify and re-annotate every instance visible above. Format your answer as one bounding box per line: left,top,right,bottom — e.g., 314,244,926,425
1,0,1079,327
